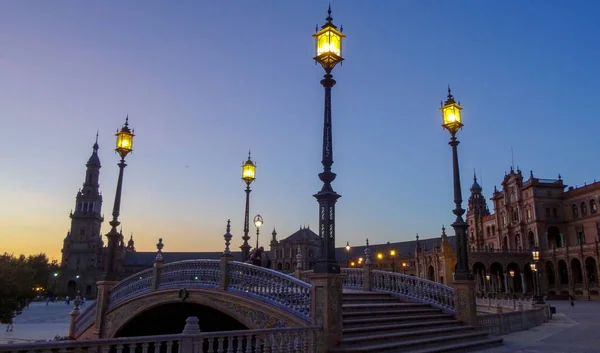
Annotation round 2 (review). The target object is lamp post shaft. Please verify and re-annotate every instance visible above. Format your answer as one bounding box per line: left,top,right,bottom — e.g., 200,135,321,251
256,228,260,250
104,158,127,280
314,71,341,274
449,136,471,281
241,185,252,261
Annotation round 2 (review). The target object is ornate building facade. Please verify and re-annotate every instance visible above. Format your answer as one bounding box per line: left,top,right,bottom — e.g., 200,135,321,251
415,168,600,300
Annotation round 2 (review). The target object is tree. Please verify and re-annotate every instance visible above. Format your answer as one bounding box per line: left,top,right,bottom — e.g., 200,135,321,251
0,253,54,324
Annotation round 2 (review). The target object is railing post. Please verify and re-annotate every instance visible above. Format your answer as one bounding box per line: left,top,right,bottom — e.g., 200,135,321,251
219,255,232,290
295,246,303,279
92,280,118,338
151,261,163,291
452,279,478,326
180,317,201,353
220,220,234,290
310,273,343,353
363,239,373,291
68,296,81,339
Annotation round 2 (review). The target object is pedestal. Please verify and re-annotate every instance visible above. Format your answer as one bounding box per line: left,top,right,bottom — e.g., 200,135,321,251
453,279,477,326
309,273,343,353
68,307,80,338
92,280,118,338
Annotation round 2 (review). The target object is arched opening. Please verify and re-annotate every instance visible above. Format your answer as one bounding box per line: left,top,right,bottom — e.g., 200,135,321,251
514,234,522,251
284,263,290,271
547,226,562,248
115,302,247,337
585,257,598,287
67,280,77,298
502,236,508,250
427,265,435,281
571,258,583,288
557,260,569,285
506,262,522,293
528,231,536,249
276,263,282,271
472,262,487,294
545,261,556,286
489,262,505,294
591,199,597,214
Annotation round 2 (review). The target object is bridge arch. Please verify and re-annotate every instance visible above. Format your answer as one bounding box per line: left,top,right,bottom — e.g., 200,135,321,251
103,288,310,338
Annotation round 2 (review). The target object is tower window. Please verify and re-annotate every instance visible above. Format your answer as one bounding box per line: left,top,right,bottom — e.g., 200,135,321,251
572,204,579,218
526,209,531,220
581,202,588,216
591,199,597,214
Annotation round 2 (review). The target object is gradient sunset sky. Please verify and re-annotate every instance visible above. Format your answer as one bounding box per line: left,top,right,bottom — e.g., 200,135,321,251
1,1,599,261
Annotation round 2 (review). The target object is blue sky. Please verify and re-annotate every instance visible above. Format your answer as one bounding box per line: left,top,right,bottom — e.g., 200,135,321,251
1,1,599,260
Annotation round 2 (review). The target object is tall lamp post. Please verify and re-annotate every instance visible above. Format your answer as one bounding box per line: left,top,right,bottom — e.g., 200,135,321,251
312,6,345,274
532,247,545,303
253,214,263,250
345,242,351,267
104,117,134,281
390,250,396,272
241,152,256,261
440,88,472,281
401,261,407,275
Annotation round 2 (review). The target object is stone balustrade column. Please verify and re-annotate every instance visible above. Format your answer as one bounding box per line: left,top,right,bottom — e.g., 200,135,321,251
93,280,118,338
180,317,201,353
68,296,82,339
220,220,234,290
310,272,343,353
363,239,373,291
295,246,304,279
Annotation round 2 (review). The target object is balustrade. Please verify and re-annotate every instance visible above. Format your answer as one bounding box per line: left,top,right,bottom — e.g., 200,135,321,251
477,307,547,335
341,268,363,289
74,302,97,337
0,326,320,353
108,268,154,308
157,259,221,290
228,262,311,318
371,270,455,313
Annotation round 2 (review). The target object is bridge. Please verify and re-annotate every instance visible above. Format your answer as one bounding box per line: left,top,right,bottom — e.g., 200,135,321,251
56,250,509,353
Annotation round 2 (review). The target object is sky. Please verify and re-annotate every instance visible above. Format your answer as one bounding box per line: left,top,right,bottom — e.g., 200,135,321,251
1,1,599,261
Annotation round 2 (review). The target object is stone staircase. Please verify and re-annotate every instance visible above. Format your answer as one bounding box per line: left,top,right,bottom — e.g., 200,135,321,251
331,292,503,353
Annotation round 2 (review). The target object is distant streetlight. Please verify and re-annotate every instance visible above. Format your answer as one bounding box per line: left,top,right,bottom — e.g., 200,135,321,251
401,261,408,275
345,242,351,267
390,250,397,272
253,214,263,250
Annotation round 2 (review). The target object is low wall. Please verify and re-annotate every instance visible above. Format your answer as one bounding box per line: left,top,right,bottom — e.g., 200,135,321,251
477,306,548,335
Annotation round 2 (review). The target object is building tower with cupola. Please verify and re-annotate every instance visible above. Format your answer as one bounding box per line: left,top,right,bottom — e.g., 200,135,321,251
57,135,105,298
466,172,490,250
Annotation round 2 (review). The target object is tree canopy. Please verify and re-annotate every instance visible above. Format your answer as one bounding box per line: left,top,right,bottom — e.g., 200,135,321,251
0,253,57,324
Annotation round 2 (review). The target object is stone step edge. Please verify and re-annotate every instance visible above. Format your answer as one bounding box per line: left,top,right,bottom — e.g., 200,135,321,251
331,330,490,352
343,314,454,325
340,325,473,344
343,308,442,316
401,336,504,353
343,319,461,333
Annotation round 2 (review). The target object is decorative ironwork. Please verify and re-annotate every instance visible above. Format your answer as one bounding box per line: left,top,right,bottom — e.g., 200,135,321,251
108,268,154,308
157,259,221,290
371,270,455,313
228,261,312,319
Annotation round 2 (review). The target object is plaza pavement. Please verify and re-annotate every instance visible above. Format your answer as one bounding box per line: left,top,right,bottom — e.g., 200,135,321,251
479,300,600,353
0,300,94,344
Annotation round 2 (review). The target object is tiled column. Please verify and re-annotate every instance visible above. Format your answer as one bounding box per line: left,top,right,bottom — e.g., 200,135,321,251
310,273,343,353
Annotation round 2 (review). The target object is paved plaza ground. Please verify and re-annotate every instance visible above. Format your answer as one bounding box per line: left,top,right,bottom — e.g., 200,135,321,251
0,300,95,344
1,299,599,352
480,300,600,353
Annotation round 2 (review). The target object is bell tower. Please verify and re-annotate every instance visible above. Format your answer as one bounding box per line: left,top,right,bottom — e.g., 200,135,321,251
60,135,105,274
467,171,489,250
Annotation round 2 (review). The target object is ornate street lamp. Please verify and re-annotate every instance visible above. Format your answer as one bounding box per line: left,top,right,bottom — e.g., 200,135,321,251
241,151,256,261
402,261,408,275
531,247,545,304
390,249,397,272
253,214,263,250
509,270,515,293
345,242,351,267
440,87,472,281
104,116,134,281
312,6,346,274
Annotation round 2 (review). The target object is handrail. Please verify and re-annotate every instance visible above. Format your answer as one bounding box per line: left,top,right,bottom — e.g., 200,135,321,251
372,270,455,313
74,302,97,337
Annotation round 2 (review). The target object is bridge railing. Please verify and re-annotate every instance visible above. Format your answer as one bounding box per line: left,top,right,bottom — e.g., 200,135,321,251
296,267,455,314
228,262,312,319
1,323,321,353
108,268,154,308
74,301,97,337
157,259,221,290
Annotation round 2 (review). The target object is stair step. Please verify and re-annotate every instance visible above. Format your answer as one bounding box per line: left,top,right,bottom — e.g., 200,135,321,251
343,297,400,303
343,302,430,310
400,336,504,353
339,325,473,346
343,319,462,335
343,308,442,317
331,330,490,352
343,313,454,326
